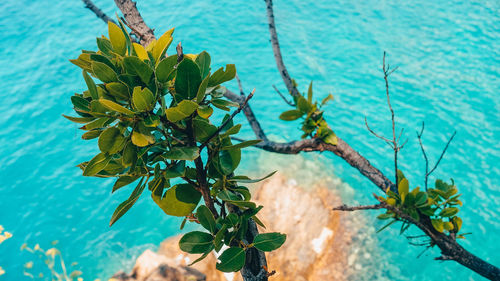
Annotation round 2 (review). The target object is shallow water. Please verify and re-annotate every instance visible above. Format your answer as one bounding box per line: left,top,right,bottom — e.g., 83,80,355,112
0,0,498,280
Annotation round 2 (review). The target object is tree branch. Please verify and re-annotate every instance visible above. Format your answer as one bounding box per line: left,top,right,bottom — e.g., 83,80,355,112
81,0,116,24
224,89,268,141
272,85,295,106
231,136,395,193
332,204,384,211
113,0,155,46
264,0,299,97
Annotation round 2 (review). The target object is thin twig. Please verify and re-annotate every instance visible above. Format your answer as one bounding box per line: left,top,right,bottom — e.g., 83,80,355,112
416,122,430,190
199,89,255,150
272,85,295,106
382,51,400,185
417,122,456,190
428,131,456,176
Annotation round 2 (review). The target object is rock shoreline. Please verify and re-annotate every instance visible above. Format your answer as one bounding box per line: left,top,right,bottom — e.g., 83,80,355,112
112,173,353,281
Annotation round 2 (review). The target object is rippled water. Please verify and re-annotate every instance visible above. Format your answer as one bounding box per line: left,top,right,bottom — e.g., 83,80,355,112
0,0,498,280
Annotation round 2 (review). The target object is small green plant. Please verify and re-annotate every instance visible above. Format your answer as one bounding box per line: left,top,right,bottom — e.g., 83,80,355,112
278,82,336,145
66,19,285,274
0,225,12,276
21,242,84,281
376,170,465,239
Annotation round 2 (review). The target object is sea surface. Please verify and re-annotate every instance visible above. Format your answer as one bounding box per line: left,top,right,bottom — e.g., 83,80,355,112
0,0,499,280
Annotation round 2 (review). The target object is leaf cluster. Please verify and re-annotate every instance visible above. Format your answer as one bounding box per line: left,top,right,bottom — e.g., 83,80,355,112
66,20,285,273
278,82,337,145
377,170,465,238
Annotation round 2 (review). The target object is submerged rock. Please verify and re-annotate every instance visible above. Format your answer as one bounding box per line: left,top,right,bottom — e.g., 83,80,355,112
113,173,351,281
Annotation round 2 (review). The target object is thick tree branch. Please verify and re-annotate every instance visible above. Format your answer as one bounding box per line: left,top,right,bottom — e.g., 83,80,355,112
264,0,300,97
81,0,116,24
332,204,384,211
231,136,395,193
113,0,155,46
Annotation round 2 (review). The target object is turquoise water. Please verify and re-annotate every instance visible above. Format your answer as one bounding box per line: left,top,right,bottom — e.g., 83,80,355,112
1,0,499,280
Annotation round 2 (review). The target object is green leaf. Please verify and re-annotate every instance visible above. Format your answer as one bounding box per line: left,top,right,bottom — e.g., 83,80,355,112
415,192,428,206
108,21,126,56
193,118,217,142
221,124,241,137
397,169,406,186
214,224,228,252
307,81,313,102
152,28,174,63
175,59,202,99
322,130,337,145
440,207,459,217
376,219,397,233
377,213,394,220
216,247,246,272
80,117,109,130
188,252,211,266
164,161,186,179
122,142,137,167
229,171,276,183
91,61,117,83
96,37,114,56
98,99,134,115
252,232,286,252
81,130,102,140
196,76,210,103
297,96,313,113
83,153,111,176
71,95,90,112
279,110,303,121
211,99,239,111
83,71,98,100
98,127,125,154
222,140,262,150
197,105,213,119
431,219,444,233
179,231,214,254
398,178,409,201
131,129,154,147
165,100,198,122
132,86,155,112
62,115,95,124
321,94,334,106
195,51,211,78
155,55,177,83
112,175,139,193
123,56,153,84
197,205,216,234
109,177,145,226
90,54,116,72
153,184,201,217
208,64,236,87
443,222,454,231
452,216,463,232
218,148,241,175
105,82,129,100
163,147,200,161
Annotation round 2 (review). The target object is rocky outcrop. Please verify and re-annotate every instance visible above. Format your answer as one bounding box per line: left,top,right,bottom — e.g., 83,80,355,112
113,173,352,281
